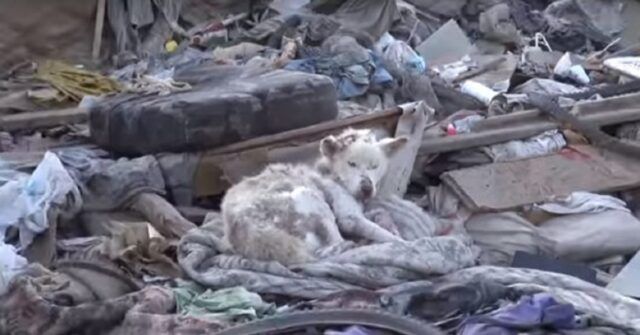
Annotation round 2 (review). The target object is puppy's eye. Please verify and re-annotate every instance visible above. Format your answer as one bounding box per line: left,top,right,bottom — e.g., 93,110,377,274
348,161,357,168
369,164,378,170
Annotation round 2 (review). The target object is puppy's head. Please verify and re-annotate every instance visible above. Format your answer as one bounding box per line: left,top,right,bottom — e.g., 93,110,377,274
319,128,408,200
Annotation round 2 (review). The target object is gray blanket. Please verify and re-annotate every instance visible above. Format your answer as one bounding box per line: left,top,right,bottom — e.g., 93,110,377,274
178,196,478,299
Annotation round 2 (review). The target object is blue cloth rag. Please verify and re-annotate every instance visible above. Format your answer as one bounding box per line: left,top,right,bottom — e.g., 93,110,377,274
459,293,577,335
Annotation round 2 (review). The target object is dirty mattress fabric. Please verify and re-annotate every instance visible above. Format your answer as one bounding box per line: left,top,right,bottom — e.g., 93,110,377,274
89,65,339,155
178,197,477,299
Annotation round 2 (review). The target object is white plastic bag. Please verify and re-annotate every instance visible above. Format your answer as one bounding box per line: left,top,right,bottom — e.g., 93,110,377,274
0,242,27,294
0,151,81,249
554,52,590,85
377,33,426,75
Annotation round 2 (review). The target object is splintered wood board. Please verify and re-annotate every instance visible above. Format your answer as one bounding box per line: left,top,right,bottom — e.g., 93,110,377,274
442,145,640,211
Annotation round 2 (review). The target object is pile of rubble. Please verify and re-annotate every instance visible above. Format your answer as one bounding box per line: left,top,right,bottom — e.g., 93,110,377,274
2,0,640,334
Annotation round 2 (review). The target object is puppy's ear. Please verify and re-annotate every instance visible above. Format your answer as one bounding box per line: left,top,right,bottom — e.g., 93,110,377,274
378,136,408,156
320,135,340,158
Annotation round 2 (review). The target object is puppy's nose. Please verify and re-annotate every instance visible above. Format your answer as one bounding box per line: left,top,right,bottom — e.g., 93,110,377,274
360,178,374,198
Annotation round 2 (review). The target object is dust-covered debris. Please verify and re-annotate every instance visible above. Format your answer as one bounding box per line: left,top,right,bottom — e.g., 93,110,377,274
3,1,640,334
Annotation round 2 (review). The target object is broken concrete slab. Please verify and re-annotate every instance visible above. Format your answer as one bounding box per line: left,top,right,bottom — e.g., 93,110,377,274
415,19,475,67
467,54,518,92
442,145,640,211
620,0,640,47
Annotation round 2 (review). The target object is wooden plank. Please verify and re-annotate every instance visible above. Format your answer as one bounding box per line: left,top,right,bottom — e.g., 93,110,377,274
0,107,88,131
378,102,430,196
209,107,402,155
442,145,640,211
473,92,640,131
420,107,640,155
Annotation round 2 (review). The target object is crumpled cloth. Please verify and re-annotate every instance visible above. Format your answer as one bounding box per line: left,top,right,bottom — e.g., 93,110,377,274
57,148,165,212
178,199,477,299
285,56,392,99
535,192,629,214
173,282,275,322
109,286,227,335
443,266,640,331
285,36,393,99
465,212,552,266
460,293,577,334
326,326,376,335
57,232,183,283
0,151,81,249
0,271,226,335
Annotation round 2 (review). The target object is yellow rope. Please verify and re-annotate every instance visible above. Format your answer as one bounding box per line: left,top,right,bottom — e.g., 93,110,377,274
36,61,121,102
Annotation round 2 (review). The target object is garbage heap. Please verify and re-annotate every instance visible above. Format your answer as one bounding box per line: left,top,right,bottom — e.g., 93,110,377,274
2,0,640,334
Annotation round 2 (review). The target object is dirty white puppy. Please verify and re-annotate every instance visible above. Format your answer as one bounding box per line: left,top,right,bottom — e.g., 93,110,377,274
221,128,408,265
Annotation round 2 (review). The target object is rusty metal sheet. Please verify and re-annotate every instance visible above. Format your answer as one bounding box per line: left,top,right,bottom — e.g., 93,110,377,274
442,145,640,211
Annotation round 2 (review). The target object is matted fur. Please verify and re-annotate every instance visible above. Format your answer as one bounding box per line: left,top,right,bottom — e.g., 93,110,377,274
221,128,408,265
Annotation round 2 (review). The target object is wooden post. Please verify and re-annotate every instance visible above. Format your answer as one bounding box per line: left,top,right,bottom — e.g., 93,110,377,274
92,0,106,60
